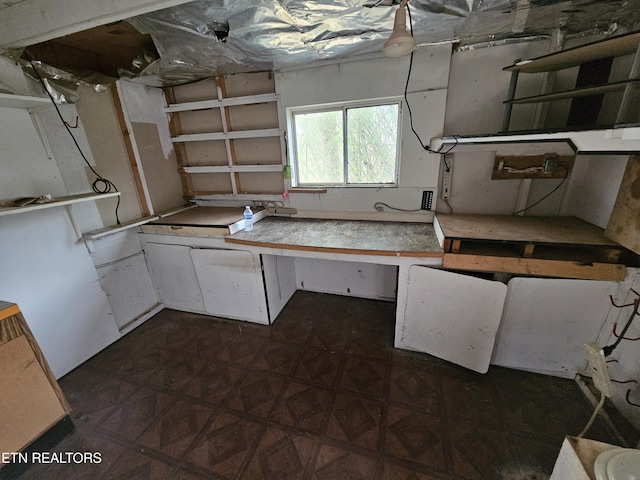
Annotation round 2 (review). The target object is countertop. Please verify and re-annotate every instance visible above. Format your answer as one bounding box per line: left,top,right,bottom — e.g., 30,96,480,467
225,217,443,257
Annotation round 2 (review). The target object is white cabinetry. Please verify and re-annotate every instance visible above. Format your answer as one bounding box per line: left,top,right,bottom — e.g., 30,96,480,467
144,242,205,313
191,249,268,324
142,238,270,324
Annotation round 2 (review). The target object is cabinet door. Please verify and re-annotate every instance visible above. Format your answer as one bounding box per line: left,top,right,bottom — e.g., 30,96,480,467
144,243,205,312
399,266,507,373
191,249,268,324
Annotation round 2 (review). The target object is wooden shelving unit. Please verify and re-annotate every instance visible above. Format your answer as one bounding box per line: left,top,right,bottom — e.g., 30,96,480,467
163,72,286,201
502,30,640,130
0,93,50,109
0,192,120,217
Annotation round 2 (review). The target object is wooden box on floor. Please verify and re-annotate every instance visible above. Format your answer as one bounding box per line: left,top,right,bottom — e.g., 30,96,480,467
0,301,71,469
550,436,624,479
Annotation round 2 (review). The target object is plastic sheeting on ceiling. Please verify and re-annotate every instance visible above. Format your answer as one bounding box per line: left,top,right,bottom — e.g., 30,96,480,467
124,0,640,85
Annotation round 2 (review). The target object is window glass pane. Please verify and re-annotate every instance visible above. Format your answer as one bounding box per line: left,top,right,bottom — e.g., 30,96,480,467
294,110,344,184
347,104,398,184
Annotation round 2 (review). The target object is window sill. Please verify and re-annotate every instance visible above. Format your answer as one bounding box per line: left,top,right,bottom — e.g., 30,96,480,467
288,188,328,194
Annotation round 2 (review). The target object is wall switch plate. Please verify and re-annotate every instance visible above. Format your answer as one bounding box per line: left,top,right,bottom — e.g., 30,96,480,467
421,191,433,210
268,207,297,215
441,154,453,200
584,342,613,397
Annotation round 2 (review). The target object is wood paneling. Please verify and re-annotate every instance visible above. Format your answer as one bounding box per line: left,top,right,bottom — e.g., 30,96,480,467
606,155,640,254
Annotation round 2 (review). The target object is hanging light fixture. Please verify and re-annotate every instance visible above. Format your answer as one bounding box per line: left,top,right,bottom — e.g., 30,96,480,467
383,0,416,57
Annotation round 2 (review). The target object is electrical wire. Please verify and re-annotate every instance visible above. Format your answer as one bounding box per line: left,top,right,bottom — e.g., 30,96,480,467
512,164,568,216
374,201,422,212
27,59,121,225
578,390,606,438
403,4,433,154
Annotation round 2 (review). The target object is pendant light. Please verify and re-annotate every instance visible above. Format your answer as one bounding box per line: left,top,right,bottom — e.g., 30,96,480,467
383,0,416,57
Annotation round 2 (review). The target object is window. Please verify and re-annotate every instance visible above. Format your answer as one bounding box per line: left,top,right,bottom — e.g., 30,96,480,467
289,100,401,186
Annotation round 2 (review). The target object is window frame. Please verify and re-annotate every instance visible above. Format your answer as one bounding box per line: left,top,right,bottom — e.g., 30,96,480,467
287,97,403,188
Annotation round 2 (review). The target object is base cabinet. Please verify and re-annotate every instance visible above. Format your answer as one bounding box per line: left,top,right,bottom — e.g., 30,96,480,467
191,248,269,324
0,302,71,469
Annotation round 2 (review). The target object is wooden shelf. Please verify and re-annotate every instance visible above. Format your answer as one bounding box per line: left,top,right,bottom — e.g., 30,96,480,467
0,93,50,109
502,30,640,130
0,192,120,218
182,165,283,174
171,128,281,143
504,31,640,73
164,73,286,199
505,79,640,105
163,93,278,113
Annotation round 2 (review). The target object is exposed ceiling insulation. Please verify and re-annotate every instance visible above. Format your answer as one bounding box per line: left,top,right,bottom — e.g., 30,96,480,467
11,0,640,86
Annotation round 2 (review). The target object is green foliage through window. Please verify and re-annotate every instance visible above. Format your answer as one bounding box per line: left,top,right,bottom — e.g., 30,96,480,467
291,101,400,186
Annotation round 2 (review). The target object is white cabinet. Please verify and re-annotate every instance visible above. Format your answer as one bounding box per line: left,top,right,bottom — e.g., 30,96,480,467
144,242,205,313
191,249,268,324
398,266,507,373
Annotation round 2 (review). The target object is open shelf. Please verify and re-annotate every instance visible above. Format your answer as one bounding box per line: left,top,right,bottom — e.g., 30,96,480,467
0,192,120,217
0,93,50,109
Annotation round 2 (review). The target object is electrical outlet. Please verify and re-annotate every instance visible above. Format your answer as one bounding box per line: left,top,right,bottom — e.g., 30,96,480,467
584,343,613,397
543,155,558,173
441,154,453,200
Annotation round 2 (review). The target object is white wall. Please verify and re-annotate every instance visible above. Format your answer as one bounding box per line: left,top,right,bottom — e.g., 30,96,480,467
0,59,160,377
275,46,450,218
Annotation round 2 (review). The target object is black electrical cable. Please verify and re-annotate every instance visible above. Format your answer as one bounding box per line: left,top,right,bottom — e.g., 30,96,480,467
603,299,640,357
403,4,433,154
27,59,121,225
512,164,568,216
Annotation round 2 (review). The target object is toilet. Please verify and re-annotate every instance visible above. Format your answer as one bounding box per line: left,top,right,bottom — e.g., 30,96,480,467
594,448,640,480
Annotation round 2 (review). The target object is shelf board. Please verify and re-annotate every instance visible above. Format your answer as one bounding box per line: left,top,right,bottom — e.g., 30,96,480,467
182,165,283,174
0,192,120,218
164,93,278,113
171,128,281,143
504,31,640,73
0,93,50,109
505,79,640,105
188,193,286,201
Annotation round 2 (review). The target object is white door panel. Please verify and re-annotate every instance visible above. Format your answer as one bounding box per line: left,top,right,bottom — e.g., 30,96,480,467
191,249,268,324
401,266,507,373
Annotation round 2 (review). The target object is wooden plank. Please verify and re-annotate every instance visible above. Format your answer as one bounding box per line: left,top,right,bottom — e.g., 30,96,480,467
164,88,194,197
605,155,640,254
111,83,152,216
504,79,640,104
163,93,277,113
0,192,120,217
492,155,573,180
504,31,640,73
0,93,49,109
0,315,22,346
435,214,620,247
443,254,626,281
152,206,245,227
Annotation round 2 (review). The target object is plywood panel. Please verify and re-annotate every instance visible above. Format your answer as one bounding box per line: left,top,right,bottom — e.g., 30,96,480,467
0,336,66,462
436,214,619,246
234,137,282,165
190,173,233,193
184,141,228,166
177,109,223,134
224,72,275,97
172,78,218,103
130,122,184,213
605,155,640,254
228,102,278,131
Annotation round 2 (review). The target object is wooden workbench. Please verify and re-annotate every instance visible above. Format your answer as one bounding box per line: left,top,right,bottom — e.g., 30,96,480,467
434,214,627,281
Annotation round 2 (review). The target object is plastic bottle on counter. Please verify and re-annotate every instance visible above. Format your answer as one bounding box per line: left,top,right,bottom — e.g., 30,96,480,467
243,206,254,232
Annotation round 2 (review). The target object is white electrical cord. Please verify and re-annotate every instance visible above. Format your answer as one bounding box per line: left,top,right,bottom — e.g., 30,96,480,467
578,390,606,438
